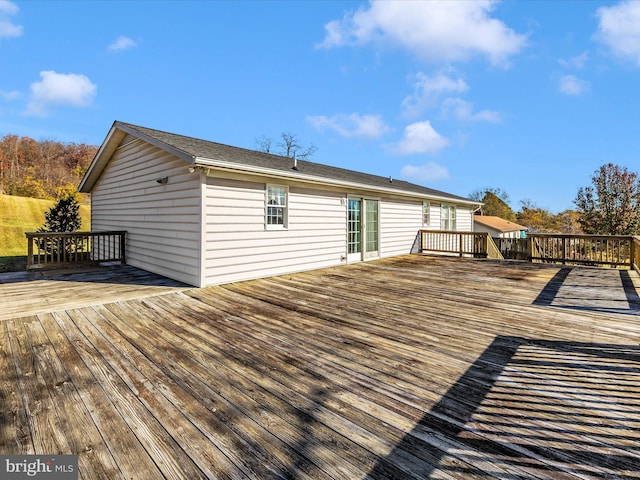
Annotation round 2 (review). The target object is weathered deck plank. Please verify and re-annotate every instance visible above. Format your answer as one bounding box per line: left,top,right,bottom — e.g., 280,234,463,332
1,255,639,479
0,265,187,321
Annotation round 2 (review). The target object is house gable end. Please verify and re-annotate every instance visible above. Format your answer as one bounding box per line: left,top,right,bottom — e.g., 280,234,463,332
79,121,196,193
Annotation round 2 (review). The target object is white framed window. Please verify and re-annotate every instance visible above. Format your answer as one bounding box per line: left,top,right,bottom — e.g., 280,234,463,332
266,184,288,229
422,201,430,226
441,203,456,231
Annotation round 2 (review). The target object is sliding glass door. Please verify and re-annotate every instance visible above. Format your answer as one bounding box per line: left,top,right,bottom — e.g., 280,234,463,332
364,199,379,259
347,198,362,262
347,197,379,262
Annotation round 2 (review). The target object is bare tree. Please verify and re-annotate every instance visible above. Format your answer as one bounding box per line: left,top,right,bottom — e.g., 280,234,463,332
277,132,317,160
254,135,274,154
256,132,317,160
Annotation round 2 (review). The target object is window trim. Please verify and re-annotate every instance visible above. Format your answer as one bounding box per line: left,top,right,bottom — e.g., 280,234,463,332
440,203,457,231
422,201,430,227
265,184,288,230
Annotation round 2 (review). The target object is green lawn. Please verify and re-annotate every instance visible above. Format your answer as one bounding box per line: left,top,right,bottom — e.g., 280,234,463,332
0,194,91,258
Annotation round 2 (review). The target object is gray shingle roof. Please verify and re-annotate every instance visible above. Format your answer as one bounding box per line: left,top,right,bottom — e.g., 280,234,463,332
116,121,475,203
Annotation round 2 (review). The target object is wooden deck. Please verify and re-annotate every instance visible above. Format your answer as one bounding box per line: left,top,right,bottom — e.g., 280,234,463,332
0,265,188,321
1,255,640,479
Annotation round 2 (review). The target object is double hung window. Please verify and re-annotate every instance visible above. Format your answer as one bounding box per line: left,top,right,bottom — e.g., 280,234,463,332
422,201,430,226
440,203,456,231
266,184,287,228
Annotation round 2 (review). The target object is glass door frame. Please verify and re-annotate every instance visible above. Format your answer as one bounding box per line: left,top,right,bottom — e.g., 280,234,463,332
346,196,380,263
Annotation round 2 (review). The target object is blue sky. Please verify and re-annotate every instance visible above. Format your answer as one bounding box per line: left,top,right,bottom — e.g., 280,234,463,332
1,0,639,213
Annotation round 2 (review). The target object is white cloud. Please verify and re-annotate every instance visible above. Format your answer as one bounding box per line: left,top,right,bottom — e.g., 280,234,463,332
595,1,640,66
318,0,527,66
392,121,449,155
400,161,450,182
402,71,468,117
441,97,502,123
0,89,19,101
558,51,589,69
0,0,22,38
0,0,18,13
307,113,391,138
558,75,590,96
108,35,137,52
26,71,97,116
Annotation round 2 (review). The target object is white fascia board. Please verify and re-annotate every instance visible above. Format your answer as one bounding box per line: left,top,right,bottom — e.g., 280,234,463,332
193,157,480,207
115,122,196,164
78,125,125,192
78,122,198,193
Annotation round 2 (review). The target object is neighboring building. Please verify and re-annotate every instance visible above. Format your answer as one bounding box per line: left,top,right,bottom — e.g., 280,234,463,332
79,121,480,286
474,215,528,239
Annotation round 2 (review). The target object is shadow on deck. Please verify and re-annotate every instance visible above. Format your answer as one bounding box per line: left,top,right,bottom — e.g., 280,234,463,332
370,335,640,479
533,267,640,314
2,255,640,478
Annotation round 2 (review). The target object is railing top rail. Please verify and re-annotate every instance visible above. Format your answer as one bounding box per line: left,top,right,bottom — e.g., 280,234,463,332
528,233,634,240
26,230,127,238
419,229,488,235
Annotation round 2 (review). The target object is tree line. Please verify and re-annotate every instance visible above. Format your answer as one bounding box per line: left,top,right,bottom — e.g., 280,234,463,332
473,163,640,235
0,134,97,199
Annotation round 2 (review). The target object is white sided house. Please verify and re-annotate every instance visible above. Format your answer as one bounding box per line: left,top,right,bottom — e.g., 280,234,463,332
79,122,480,287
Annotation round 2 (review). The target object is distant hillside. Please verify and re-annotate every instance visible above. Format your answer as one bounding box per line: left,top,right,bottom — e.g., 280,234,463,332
0,194,91,256
0,134,97,199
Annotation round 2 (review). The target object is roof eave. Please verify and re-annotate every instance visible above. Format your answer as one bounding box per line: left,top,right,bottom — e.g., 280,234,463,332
194,157,480,206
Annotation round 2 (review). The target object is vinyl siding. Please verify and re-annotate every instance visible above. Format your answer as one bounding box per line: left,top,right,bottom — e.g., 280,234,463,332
203,176,346,285
456,206,473,231
378,199,473,258
90,136,202,286
202,175,475,285
430,203,442,231
379,197,423,258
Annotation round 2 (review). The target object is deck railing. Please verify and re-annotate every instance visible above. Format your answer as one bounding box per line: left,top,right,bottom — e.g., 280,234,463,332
26,231,126,270
529,234,635,268
493,237,531,261
419,230,503,259
495,234,639,269
419,231,640,270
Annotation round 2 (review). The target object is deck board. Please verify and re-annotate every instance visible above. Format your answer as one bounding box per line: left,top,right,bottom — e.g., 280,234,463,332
0,265,187,321
1,255,640,479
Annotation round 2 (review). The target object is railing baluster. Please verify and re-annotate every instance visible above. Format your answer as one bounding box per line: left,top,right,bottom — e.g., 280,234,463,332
418,230,636,269
25,231,126,270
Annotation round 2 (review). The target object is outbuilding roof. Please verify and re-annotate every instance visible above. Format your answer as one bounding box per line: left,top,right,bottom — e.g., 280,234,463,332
473,215,528,233
79,121,478,205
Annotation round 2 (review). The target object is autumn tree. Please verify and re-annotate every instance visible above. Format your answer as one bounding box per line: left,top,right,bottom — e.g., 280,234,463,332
555,210,583,234
469,187,516,221
574,163,640,235
516,199,559,233
0,134,96,198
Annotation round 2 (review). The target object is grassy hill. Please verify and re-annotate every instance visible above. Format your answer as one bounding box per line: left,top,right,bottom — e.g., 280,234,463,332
0,194,91,257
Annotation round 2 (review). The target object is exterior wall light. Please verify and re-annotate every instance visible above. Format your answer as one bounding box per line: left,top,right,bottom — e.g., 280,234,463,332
156,177,169,184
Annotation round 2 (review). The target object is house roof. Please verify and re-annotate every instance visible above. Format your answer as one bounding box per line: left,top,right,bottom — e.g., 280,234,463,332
474,215,528,233
79,121,478,205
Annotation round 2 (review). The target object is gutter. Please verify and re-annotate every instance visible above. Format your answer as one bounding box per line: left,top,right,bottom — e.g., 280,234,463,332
193,157,481,207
